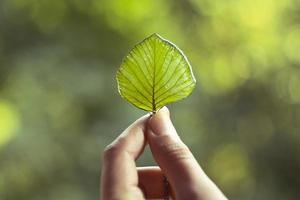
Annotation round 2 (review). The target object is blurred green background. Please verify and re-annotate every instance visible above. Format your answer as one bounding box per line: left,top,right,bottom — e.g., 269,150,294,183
1,0,300,199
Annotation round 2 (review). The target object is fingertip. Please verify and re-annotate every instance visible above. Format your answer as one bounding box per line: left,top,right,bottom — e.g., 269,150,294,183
104,113,150,161
148,107,175,136
158,106,170,115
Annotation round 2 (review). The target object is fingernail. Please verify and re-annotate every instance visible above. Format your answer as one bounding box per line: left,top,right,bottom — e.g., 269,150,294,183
148,107,175,136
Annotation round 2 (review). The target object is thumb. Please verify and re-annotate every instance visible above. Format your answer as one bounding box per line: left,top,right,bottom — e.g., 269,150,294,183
147,107,227,199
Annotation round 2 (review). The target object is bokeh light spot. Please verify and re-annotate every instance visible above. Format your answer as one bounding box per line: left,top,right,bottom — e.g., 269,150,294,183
0,99,20,147
209,144,253,193
212,56,237,92
237,0,277,29
284,26,300,64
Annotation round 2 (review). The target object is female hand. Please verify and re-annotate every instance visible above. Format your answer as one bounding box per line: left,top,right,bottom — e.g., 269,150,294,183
100,107,227,200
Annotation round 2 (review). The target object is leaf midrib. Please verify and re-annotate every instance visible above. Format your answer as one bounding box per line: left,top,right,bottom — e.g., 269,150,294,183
152,38,156,112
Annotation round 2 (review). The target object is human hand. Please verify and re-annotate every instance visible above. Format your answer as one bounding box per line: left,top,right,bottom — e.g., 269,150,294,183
100,107,227,200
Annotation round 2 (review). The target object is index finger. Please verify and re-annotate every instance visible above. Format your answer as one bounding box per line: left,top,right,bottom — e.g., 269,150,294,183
100,114,149,200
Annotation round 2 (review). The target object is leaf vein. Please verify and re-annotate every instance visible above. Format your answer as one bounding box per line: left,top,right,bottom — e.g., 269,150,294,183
155,81,195,106
155,66,189,101
118,70,152,104
128,53,153,89
154,57,184,95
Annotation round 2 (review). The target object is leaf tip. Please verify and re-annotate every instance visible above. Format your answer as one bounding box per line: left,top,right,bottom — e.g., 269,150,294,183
149,33,162,40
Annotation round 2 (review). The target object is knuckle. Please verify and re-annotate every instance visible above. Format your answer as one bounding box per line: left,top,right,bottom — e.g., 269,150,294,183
102,135,127,160
157,135,193,162
102,143,121,159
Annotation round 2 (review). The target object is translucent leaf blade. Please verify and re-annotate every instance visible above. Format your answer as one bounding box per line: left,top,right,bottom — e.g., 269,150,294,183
116,33,196,112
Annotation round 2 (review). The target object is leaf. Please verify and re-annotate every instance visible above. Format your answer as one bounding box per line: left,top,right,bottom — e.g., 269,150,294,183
116,33,196,112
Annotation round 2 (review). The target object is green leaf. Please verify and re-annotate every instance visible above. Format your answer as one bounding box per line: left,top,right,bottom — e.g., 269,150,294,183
116,33,196,112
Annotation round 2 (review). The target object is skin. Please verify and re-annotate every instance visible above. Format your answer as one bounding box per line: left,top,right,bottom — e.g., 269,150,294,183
101,107,228,200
